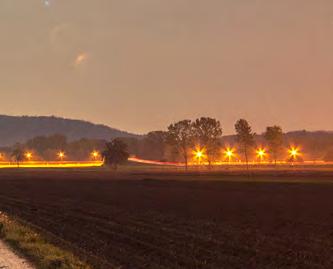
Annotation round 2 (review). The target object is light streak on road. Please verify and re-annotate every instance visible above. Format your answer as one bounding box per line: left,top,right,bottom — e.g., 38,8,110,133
0,158,330,169
0,161,103,169
128,157,185,167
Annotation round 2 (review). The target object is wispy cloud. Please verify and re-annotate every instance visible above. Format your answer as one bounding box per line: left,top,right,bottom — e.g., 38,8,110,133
74,52,88,66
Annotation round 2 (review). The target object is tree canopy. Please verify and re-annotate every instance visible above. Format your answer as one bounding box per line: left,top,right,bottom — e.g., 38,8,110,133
167,120,194,169
264,126,283,165
192,117,222,166
235,119,255,168
102,138,130,169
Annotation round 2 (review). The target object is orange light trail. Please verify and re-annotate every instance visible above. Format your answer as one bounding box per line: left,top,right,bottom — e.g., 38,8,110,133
0,161,103,169
128,157,184,167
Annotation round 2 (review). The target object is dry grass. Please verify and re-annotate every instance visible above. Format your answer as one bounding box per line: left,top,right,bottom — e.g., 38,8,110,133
0,211,92,269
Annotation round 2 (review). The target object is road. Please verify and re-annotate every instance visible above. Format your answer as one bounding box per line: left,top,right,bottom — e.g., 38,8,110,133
0,240,34,269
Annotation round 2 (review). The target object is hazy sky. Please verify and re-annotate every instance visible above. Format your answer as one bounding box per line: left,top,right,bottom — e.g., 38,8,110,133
1,0,333,134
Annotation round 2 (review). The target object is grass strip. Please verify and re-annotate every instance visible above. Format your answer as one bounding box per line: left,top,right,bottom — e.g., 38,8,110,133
0,211,92,269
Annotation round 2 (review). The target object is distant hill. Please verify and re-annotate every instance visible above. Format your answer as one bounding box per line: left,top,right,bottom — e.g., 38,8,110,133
0,115,139,146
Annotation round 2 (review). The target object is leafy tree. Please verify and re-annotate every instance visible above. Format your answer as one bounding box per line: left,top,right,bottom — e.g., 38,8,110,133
102,138,129,170
11,146,24,167
67,138,105,161
235,119,255,170
324,148,333,162
118,137,141,157
264,126,283,165
192,117,223,167
26,134,67,160
167,120,194,169
143,131,167,161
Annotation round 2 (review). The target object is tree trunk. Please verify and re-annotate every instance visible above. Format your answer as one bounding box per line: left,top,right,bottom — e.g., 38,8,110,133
244,146,249,174
273,151,277,167
184,153,188,170
208,159,212,170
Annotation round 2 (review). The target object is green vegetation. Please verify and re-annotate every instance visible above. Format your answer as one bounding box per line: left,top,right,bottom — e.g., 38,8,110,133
0,212,92,269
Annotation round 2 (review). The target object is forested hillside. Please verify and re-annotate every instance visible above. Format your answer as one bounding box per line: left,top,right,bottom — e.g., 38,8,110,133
0,115,138,146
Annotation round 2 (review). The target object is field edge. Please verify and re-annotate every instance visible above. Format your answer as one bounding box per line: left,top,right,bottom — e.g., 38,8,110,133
0,211,94,269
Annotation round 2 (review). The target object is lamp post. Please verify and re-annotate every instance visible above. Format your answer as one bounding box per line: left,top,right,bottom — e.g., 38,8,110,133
25,152,32,162
288,147,300,165
224,148,235,164
58,151,65,161
91,151,100,161
256,148,266,163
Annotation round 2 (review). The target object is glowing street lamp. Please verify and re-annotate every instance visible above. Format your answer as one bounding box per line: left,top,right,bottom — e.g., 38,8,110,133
224,148,235,163
193,148,205,164
91,151,100,160
289,147,300,162
25,152,32,161
256,148,266,162
58,151,65,161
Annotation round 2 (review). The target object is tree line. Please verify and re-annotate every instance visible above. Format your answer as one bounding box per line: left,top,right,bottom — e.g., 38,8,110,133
102,117,285,169
166,117,285,169
0,134,105,163
2,118,333,168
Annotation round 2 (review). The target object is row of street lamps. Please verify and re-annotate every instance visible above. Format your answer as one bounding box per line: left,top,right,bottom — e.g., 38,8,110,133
194,146,301,163
22,150,101,162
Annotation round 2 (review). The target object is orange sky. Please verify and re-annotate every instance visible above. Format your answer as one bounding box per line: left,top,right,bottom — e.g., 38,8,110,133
0,0,333,134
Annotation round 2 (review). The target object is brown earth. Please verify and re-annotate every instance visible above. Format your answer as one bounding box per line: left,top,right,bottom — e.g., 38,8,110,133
0,169,333,269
